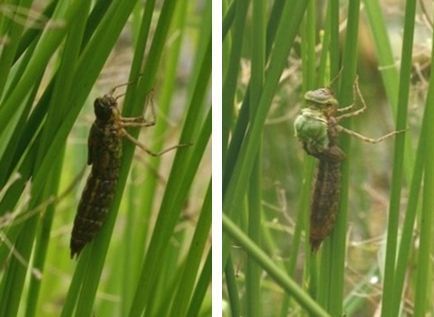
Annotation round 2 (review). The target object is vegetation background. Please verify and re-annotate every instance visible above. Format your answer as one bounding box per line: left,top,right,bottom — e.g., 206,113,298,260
0,1,210,316
223,0,433,316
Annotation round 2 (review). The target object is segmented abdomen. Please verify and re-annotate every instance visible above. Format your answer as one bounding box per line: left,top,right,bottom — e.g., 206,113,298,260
70,122,121,258
310,156,341,251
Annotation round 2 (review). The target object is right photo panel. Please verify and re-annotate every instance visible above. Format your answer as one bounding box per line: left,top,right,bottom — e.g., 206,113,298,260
222,1,432,316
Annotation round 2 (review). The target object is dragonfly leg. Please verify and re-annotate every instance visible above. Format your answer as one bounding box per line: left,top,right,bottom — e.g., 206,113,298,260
336,106,366,121
336,104,355,113
336,78,368,121
336,125,405,143
120,89,157,126
122,129,191,156
121,116,149,122
337,104,354,112
121,119,155,128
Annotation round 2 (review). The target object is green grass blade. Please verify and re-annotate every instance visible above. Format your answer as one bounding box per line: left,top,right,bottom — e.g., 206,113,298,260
225,256,241,317
186,249,212,317
222,0,288,195
222,1,235,40
223,0,308,263
14,1,57,61
120,1,188,314
23,4,91,315
380,0,416,315
363,0,414,178
281,3,317,315
24,150,65,317
0,0,86,147
245,0,265,315
223,214,330,317
169,182,211,317
222,0,249,160
0,0,32,96
412,30,434,317
326,1,361,315
128,86,211,315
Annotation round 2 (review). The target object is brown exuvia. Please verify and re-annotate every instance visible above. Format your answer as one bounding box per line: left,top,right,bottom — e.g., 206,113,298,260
70,93,189,258
70,96,123,258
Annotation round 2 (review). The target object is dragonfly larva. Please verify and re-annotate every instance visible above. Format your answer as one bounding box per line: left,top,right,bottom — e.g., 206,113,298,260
294,82,402,251
70,91,187,258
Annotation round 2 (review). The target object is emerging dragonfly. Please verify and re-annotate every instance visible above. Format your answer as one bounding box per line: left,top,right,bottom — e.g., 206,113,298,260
70,86,188,258
294,80,402,251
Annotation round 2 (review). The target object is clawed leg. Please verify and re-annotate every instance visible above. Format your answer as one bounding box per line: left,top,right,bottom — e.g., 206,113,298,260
118,90,190,156
331,76,405,143
120,117,155,128
337,104,355,113
336,125,405,143
336,77,367,121
122,129,191,156
120,116,148,122
120,92,157,127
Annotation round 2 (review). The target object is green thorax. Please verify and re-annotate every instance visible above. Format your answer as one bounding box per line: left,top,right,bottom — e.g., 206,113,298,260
294,88,339,154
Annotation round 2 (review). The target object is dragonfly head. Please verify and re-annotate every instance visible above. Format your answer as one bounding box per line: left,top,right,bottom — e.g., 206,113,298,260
304,88,338,114
94,95,118,122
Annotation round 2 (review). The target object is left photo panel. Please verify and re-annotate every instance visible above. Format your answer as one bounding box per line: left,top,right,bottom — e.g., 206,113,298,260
0,1,211,316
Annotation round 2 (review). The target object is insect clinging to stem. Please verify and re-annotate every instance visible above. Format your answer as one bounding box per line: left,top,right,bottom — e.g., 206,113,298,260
294,78,404,251
70,82,190,258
